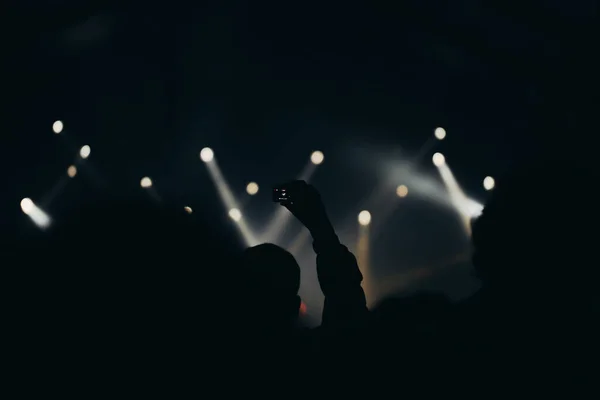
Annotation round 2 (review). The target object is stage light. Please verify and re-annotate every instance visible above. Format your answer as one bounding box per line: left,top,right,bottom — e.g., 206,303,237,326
140,177,152,188
67,165,77,178
465,199,484,218
79,145,91,159
246,182,259,195
53,120,63,134
434,127,446,140
310,151,324,165
358,210,371,226
396,185,408,198
432,152,445,166
483,176,495,191
184,206,193,214
20,198,34,214
19,198,51,229
200,147,214,163
228,208,242,222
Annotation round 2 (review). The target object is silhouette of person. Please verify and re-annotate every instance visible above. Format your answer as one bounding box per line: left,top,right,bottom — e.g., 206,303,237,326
471,159,599,306
4,196,253,395
242,243,302,332
462,157,599,387
279,180,369,331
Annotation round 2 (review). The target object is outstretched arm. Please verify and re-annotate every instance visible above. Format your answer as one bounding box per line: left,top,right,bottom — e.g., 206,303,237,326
280,181,369,329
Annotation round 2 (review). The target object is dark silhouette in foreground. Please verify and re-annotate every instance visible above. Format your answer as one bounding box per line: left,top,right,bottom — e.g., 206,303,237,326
279,180,369,331
460,158,600,386
5,186,372,393
4,198,281,394
242,243,302,332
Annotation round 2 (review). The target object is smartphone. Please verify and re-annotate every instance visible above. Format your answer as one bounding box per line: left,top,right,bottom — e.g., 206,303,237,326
272,186,291,203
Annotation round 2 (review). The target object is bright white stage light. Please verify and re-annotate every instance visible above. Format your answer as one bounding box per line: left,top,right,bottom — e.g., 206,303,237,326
434,127,446,140
228,208,242,222
310,151,324,165
358,210,371,226
396,185,408,198
465,199,484,218
140,177,153,188
19,198,51,229
200,147,214,163
483,176,495,191
432,152,445,166
79,145,91,159
184,206,193,214
53,120,63,134
67,165,77,178
246,182,259,195
20,198,34,214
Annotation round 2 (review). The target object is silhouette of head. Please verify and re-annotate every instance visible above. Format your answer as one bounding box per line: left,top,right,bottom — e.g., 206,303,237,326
242,243,301,329
471,157,599,299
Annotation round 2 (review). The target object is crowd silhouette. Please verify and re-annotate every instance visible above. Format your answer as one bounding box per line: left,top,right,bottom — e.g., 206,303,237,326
4,157,599,394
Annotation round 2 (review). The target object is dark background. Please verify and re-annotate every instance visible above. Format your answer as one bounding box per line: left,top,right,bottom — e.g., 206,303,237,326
4,1,598,316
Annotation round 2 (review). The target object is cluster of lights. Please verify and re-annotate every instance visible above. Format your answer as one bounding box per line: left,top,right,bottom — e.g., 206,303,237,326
431,151,495,191
198,147,326,198
147,138,494,229
32,122,492,231
53,120,90,158
53,122,89,182
196,147,326,224
432,128,496,191
52,121,92,178
354,127,492,227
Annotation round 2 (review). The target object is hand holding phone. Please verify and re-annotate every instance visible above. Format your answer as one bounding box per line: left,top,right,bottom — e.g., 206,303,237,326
272,186,292,203
272,181,333,235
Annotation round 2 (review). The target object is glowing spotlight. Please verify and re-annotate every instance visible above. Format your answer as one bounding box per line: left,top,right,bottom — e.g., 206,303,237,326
358,210,371,226
434,127,446,140
19,198,51,229
246,182,259,195
79,145,91,159
432,152,445,166
184,206,193,214
140,177,153,188
465,199,484,218
20,198,34,214
396,185,408,198
483,176,495,191
67,165,77,178
228,208,242,222
310,151,324,165
200,147,214,163
53,120,63,134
